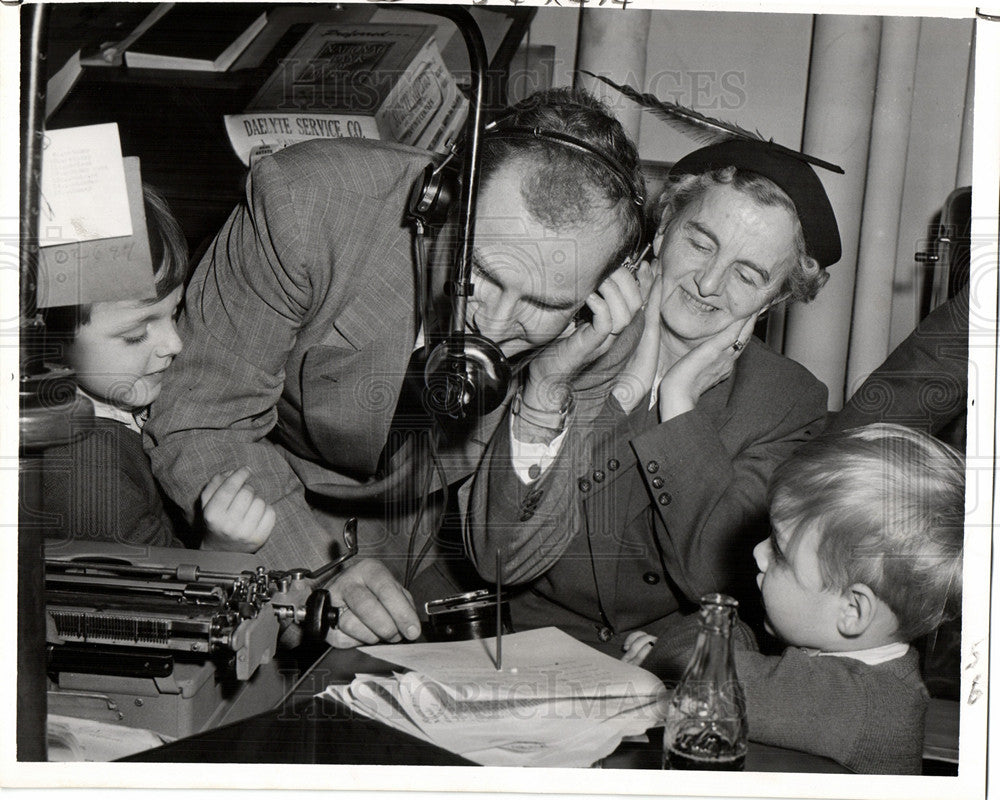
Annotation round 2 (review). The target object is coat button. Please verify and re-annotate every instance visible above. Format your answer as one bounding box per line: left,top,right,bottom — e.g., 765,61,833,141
578,478,592,492
525,489,544,504
597,626,614,642
643,571,660,585
608,458,620,471
658,492,672,506
651,476,664,489
520,510,534,522
592,469,605,483
646,460,659,474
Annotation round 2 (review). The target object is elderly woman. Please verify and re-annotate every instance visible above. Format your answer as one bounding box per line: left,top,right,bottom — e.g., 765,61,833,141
462,139,838,655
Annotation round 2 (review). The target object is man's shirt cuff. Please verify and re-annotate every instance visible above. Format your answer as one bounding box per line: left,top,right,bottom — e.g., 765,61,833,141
509,413,568,484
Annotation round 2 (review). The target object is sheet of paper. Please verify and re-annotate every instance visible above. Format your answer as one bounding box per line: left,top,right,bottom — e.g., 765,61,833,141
39,122,132,245
332,628,669,767
361,627,664,701
460,713,653,769
331,675,427,741
47,714,173,762
37,156,157,307
320,669,663,768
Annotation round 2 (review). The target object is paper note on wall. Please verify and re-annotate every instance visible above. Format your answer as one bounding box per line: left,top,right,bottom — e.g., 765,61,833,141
39,122,132,245
37,156,156,308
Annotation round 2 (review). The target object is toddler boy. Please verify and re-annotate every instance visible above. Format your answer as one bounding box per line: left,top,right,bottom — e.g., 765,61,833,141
41,185,275,550
635,423,965,774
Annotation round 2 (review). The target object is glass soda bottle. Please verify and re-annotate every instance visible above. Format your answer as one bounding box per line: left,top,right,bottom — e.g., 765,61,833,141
662,593,748,770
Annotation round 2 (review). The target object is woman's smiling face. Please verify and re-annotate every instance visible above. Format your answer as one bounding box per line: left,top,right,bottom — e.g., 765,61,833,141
656,181,796,351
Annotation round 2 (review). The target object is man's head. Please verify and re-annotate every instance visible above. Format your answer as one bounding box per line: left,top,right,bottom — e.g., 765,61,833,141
43,185,188,410
754,424,965,651
463,88,644,358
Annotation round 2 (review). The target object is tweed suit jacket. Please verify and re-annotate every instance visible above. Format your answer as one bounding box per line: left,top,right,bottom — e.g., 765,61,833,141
146,139,504,573
465,337,828,654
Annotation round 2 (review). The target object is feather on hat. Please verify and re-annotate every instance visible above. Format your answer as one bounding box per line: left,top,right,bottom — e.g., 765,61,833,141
583,71,844,268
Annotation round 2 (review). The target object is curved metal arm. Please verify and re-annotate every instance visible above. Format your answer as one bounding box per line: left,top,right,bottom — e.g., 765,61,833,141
416,5,489,348
304,517,359,584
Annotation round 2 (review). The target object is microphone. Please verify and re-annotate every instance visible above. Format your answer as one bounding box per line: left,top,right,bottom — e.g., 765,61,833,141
423,332,511,420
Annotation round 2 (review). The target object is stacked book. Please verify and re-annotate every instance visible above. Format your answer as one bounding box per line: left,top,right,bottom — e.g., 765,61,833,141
224,23,469,166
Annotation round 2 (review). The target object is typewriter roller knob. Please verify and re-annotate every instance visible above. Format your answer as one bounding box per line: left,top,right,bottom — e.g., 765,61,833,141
303,589,340,641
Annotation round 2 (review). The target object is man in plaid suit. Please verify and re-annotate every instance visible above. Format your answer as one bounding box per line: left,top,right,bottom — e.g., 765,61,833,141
146,89,647,647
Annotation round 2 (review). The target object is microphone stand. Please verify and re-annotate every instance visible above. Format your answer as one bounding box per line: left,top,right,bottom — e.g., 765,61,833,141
414,6,510,419
425,5,487,362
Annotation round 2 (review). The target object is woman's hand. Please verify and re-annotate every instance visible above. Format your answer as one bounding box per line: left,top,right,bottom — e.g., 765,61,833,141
611,270,663,414
524,261,654,412
200,467,277,552
622,630,657,666
657,313,759,423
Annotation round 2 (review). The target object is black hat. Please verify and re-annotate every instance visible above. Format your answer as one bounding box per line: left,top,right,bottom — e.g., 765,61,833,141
669,139,842,268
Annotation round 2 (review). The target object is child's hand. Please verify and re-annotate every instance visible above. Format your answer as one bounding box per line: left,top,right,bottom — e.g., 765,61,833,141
200,467,276,552
622,630,657,666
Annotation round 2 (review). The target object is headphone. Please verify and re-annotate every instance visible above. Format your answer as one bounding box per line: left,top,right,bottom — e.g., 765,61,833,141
408,123,646,255
406,120,648,421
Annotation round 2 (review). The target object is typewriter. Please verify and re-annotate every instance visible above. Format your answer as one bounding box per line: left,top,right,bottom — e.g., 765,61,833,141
44,522,357,742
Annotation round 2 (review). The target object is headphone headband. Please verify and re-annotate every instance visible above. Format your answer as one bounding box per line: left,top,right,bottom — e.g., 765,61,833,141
408,122,649,269
482,123,646,209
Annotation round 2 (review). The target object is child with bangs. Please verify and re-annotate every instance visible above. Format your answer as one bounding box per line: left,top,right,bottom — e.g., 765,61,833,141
632,423,965,774
41,185,275,550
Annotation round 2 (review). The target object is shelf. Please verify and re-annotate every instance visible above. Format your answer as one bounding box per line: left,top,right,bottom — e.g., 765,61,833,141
44,3,535,250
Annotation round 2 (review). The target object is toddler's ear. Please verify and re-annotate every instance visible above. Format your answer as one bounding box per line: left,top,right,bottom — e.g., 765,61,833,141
836,583,878,638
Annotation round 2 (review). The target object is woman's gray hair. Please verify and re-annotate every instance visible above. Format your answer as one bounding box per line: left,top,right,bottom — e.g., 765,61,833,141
655,167,830,303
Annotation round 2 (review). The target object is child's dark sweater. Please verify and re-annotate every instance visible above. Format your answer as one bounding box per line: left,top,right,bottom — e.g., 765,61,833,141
41,416,182,547
645,615,928,774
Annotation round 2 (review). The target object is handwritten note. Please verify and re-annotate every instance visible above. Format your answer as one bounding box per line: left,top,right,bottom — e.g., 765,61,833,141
40,123,132,245
37,156,157,308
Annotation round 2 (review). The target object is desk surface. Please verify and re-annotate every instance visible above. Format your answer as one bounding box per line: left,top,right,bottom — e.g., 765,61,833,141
125,645,848,773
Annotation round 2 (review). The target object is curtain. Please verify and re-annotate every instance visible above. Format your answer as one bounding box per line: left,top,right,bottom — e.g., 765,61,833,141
784,16,975,410
570,11,975,411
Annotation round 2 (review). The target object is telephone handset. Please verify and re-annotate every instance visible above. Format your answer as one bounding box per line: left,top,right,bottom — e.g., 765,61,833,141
572,241,653,328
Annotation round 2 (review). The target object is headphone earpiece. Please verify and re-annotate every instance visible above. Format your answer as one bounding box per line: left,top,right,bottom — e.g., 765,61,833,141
407,159,461,227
